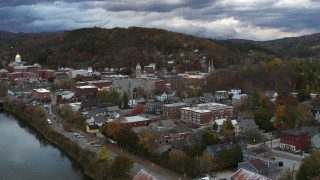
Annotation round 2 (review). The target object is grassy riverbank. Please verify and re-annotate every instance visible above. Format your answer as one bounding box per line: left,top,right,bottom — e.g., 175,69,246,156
4,101,126,180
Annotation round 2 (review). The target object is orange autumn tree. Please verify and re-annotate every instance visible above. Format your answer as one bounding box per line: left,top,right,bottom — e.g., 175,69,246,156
274,105,285,128
101,117,125,139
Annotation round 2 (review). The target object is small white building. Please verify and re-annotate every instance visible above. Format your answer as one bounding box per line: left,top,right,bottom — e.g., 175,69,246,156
229,88,241,96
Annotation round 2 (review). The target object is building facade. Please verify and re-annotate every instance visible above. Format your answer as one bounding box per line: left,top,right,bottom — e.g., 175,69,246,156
162,103,186,119
280,129,309,153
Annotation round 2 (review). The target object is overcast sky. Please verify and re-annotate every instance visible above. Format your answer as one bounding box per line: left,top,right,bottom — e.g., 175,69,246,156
0,0,320,40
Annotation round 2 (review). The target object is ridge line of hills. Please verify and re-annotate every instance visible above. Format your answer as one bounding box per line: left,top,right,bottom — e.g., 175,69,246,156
0,27,320,70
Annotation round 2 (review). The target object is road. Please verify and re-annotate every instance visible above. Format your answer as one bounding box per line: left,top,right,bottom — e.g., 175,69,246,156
248,135,304,176
44,103,181,180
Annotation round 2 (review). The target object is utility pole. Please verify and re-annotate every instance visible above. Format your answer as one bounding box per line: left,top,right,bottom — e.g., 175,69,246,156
270,132,273,149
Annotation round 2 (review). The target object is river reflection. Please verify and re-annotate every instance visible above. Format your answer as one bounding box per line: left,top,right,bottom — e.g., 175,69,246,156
0,112,91,180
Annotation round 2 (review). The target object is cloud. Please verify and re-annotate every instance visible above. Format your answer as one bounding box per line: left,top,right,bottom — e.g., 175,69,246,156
0,0,319,40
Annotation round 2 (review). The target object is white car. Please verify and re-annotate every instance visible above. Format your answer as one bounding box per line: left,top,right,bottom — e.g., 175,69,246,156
73,132,81,136
47,119,52,125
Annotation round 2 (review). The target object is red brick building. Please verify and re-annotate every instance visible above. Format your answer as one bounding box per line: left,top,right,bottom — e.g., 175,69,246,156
180,107,213,126
75,85,98,100
145,78,166,92
162,103,186,118
32,88,51,101
162,75,183,90
8,72,30,80
38,69,55,80
280,129,309,153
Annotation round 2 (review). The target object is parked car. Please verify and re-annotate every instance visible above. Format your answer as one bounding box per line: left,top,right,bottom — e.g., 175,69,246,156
77,135,85,138
47,119,52,125
92,143,102,147
73,132,81,136
199,174,210,180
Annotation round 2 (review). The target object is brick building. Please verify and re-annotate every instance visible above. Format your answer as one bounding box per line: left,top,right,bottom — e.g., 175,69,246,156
180,107,213,126
280,129,309,153
8,72,30,80
32,88,51,101
162,103,187,119
180,102,234,126
74,85,98,100
145,78,166,92
38,69,55,80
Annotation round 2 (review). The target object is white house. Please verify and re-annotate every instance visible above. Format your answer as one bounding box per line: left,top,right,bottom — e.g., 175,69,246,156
128,99,137,108
265,91,278,102
155,92,168,102
229,88,241,96
311,134,320,150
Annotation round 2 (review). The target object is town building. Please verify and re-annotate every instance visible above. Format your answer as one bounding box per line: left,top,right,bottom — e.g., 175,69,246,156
123,115,159,128
32,88,51,101
74,85,98,100
162,102,186,119
215,90,229,103
180,107,212,126
234,118,259,136
279,129,309,153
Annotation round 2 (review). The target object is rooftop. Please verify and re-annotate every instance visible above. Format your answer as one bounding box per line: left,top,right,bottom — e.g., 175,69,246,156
125,116,150,123
230,168,271,180
33,88,50,93
281,129,308,136
76,85,98,89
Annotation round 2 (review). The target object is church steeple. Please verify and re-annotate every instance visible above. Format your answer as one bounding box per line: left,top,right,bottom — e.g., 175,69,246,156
136,63,141,78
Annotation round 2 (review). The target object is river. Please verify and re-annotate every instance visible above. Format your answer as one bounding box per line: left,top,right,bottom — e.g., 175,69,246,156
0,112,91,180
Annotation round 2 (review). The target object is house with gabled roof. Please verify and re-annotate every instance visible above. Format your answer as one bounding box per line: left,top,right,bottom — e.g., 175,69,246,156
204,144,227,159
234,118,259,136
107,105,120,118
148,119,175,132
238,158,268,175
243,145,271,161
230,168,271,180
96,107,108,116
156,124,191,144
238,156,280,176
89,115,108,126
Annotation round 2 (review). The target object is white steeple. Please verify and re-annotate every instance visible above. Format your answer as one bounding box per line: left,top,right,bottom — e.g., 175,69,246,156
136,63,142,78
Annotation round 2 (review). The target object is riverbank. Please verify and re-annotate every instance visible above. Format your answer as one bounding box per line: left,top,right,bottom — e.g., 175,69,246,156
4,101,103,180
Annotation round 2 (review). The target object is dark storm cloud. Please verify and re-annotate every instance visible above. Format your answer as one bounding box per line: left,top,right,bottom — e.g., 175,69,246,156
0,0,319,40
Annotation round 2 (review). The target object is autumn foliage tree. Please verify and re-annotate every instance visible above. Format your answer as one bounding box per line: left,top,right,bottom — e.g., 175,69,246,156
296,151,320,180
274,105,285,128
101,118,124,139
199,152,213,173
98,146,109,162
110,154,134,178
138,129,158,153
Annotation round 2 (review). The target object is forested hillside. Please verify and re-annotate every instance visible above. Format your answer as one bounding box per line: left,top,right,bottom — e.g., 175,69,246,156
0,27,271,71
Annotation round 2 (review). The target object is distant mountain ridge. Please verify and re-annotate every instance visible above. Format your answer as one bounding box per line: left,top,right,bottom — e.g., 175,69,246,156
0,27,319,70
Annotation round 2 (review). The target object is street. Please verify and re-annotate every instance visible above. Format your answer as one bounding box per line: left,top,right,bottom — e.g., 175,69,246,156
44,103,181,180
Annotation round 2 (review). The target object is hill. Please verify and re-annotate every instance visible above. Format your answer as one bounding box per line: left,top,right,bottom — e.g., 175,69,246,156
0,27,272,71
258,33,320,59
